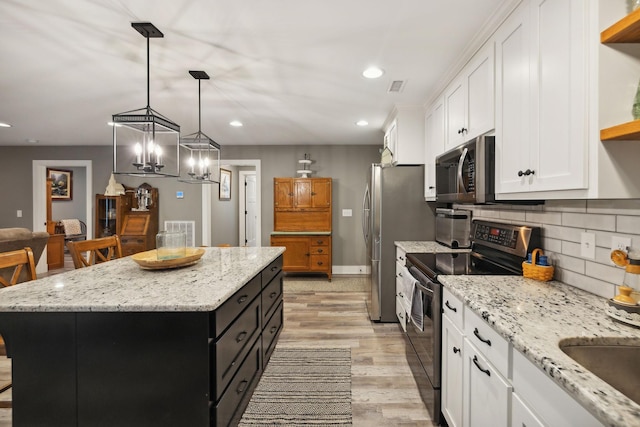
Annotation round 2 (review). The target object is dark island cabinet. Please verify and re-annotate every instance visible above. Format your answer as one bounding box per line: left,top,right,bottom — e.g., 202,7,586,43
0,255,284,427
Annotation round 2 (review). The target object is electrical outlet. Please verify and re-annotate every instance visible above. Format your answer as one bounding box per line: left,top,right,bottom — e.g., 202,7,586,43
581,232,596,259
611,236,631,253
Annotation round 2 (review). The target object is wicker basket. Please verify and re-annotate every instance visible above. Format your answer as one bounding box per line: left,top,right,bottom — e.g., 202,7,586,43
522,248,554,281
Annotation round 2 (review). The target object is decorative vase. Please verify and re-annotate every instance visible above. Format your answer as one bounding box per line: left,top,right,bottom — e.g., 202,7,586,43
633,79,640,120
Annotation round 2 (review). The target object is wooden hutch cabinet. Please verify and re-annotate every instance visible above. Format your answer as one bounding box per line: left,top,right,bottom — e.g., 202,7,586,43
271,177,332,280
94,184,159,256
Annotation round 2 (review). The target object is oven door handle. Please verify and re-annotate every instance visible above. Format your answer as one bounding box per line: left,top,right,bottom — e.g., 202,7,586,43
457,147,469,195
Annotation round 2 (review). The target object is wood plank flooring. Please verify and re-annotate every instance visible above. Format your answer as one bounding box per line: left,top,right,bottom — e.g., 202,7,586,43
279,285,436,426
0,276,435,426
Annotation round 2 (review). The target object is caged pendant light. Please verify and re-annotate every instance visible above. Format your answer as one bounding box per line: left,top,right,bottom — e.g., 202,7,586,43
179,70,221,184
112,22,180,177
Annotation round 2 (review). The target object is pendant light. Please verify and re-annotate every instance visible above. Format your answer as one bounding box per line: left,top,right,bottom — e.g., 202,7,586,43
112,22,180,177
179,70,221,184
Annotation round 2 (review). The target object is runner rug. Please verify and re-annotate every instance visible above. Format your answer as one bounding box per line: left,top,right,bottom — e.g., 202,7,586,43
238,347,352,426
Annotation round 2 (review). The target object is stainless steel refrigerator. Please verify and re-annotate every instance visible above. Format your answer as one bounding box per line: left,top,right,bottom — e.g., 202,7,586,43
362,164,435,322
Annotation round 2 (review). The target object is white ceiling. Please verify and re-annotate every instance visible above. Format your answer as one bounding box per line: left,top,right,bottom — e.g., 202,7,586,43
0,0,509,147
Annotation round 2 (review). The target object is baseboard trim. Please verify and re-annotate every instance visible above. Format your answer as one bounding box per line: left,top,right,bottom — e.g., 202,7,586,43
331,265,370,275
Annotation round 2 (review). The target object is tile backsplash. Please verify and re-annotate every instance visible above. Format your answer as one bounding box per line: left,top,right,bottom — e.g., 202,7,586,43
454,200,640,300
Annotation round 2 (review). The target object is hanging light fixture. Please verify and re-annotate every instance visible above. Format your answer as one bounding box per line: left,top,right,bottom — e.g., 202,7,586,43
112,22,180,177
179,70,221,184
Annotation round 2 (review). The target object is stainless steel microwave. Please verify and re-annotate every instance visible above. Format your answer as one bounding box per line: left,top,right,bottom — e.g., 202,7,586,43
435,135,495,204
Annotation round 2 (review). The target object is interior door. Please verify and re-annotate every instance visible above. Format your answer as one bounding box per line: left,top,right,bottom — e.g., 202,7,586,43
244,174,257,247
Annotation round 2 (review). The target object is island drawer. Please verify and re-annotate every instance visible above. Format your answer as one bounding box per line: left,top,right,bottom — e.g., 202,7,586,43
262,255,283,287
263,300,284,368
212,273,261,338
212,296,261,400
214,337,262,427
262,271,283,323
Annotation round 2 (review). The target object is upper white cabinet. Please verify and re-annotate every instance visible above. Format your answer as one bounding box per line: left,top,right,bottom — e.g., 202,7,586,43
495,0,588,195
444,42,495,151
424,97,445,200
383,106,425,165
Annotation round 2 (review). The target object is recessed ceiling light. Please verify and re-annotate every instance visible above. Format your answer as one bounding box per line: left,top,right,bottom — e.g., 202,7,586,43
107,122,122,127
362,66,384,79
0,122,12,128
25,138,39,143
229,120,243,127
356,120,369,127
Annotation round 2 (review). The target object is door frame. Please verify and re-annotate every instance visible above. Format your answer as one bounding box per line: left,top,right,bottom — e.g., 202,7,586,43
32,159,93,273
201,159,261,247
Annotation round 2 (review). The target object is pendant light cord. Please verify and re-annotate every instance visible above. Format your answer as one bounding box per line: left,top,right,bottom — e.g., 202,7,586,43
146,36,150,110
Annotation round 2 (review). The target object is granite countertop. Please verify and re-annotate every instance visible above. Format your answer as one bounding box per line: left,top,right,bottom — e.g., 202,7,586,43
270,231,331,235
0,247,285,313
439,275,640,427
395,241,472,254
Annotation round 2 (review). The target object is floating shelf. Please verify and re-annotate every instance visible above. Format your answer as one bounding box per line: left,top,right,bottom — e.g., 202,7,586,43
600,120,640,141
601,7,640,43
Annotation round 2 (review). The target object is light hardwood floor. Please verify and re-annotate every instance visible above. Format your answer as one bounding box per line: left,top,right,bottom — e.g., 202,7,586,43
0,276,436,426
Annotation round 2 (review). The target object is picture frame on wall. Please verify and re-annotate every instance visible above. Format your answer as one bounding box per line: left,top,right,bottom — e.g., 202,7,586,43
219,168,231,200
47,168,73,201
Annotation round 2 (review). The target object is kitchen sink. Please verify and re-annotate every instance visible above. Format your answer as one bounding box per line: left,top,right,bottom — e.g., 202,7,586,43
559,338,640,405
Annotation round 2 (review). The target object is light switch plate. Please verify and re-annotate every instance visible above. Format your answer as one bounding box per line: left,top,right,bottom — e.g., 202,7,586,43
16,210,22,218
581,232,596,259
342,209,352,217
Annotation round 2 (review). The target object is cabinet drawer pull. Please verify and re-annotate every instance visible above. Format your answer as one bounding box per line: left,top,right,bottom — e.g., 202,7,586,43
473,328,492,346
398,272,403,278
444,301,457,312
237,295,248,304
270,291,277,298
270,326,278,334
398,292,404,298
236,331,247,343
453,346,461,354
317,249,323,253
317,240,324,244
270,266,279,271
237,380,248,394
398,312,404,319
473,355,491,377
317,262,323,266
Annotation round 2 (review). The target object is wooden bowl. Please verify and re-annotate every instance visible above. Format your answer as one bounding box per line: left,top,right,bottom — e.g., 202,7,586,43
131,247,205,270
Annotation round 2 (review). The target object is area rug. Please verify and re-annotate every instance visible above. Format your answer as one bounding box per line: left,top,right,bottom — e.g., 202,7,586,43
238,347,352,426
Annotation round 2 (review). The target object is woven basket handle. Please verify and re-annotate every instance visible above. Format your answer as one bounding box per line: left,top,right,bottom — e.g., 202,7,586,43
530,248,543,264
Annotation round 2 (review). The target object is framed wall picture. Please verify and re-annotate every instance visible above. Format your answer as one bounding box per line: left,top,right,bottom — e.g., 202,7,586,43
47,168,73,201
219,168,231,200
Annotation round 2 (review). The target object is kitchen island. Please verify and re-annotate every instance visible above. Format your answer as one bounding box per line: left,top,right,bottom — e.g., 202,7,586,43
0,246,285,427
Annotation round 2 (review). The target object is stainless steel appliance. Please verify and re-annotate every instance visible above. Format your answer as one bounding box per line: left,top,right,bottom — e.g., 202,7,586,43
435,208,471,248
402,219,540,424
435,135,495,204
362,164,435,322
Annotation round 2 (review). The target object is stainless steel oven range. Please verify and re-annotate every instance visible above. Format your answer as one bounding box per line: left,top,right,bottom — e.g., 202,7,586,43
402,220,540,425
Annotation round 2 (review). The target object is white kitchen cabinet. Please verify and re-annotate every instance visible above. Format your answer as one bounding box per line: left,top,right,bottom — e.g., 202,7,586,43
383,106,424,165
441,313,464,427
463,340,512,427
512,392,545,427
395,247,410,329
444,42,495,151
424,97,445,200
495,0,588,195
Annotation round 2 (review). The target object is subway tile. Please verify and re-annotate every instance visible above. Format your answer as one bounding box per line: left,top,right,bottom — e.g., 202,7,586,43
560,270,616,299
543,225,584,243
585,261,625,287
543,200,587,213
561,212,616,232
595,247,617,266
541,237,562,253
551,254,585,275
587,199,640,215
525,211,562,225
499,210,526,221
592,230,637,249
562,241,582,258
617,215,640,234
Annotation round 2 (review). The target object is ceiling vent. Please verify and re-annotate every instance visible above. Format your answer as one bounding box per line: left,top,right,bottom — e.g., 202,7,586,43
388,80,406,93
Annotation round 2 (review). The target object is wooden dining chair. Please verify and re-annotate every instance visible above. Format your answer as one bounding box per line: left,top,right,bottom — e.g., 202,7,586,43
67,235,123,269
0,247,38,408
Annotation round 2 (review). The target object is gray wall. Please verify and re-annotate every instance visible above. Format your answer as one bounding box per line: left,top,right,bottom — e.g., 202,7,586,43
0,144,382,267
